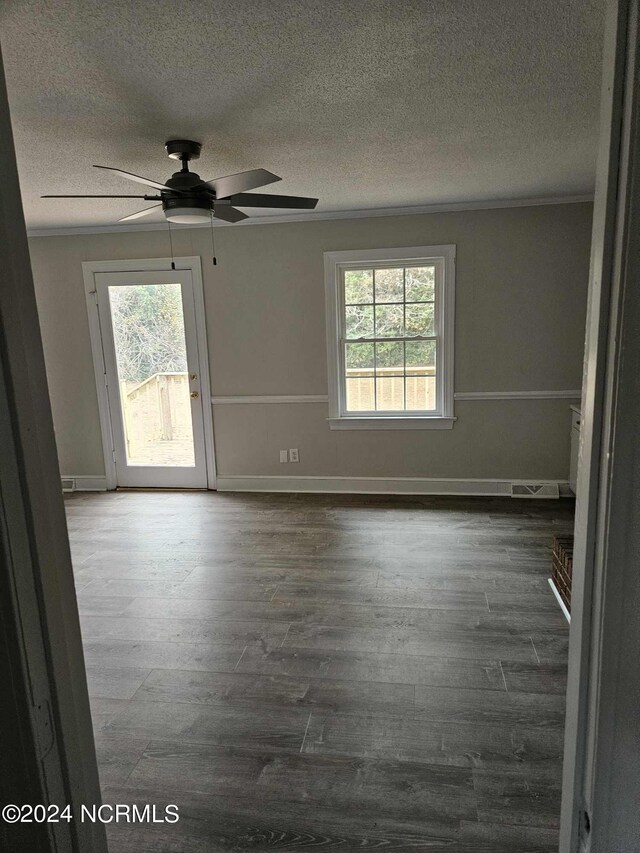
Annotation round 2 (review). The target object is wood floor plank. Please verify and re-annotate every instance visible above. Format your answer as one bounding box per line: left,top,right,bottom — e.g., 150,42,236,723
473,768,562,828
414,685,565,729
102,785,466,853
236,644,505,690
460,820,560,852
79,577,278,601
378,570,552,593
530,633,570,663
272,583,490,610
116,595,565,634
283,623,540,661
85,666,152,700
181,565,380,588
79,615,290,646
104,700,309,751
89,697,129,733
133,668,416,718
120,596,493,627
303,713,564,769
501,661,568,695
120,742,476,824
93,734,150,787
74,563,195,583
82,639,246,672
123,741,269,798
252,750,477,823
76,595,136,616
486,591,560,612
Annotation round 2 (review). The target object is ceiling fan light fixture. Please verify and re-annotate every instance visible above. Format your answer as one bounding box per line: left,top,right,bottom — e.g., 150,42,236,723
164,206,211,225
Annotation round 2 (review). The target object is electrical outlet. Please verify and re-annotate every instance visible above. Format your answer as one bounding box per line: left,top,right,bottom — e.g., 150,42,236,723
279,450,288,463
289,448,299,463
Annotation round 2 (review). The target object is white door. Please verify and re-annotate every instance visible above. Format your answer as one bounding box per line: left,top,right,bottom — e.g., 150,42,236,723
94,269,209,488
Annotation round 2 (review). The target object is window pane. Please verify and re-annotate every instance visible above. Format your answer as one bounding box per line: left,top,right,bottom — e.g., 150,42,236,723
109,283,196,467
405,303,435,336
346,376,374,411
405,340,436,372
346,342,374,371
345,305,374,338
376,377,405,410
375,341,404,375
405,375,437,411
406,266,435,302
375,268,403,303
345,270,373,304
375,304,404,337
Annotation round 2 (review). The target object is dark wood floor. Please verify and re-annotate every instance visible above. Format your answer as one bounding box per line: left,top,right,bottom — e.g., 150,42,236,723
67,490,572,853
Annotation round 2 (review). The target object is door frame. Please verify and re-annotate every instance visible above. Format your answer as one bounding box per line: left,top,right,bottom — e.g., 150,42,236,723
83,256,217,490
560,0,640,849
1,47,106,852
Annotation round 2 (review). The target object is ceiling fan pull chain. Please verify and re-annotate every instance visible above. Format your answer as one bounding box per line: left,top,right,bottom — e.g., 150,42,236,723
209,212,217,266
167,219,176,270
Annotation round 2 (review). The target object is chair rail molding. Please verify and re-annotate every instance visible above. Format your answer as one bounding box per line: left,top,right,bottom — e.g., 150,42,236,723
211,391,581,404
455,390,582,400
211,395,329,404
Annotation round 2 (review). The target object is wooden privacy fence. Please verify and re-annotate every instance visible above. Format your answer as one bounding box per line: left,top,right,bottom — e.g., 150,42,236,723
121,372,191,452
345,366,436,411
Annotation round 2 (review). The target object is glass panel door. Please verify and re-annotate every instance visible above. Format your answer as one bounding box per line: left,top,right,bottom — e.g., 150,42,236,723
95,270,208,488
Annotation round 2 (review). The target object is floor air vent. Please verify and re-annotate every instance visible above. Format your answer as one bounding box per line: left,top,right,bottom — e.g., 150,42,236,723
510,482,559,499
61,478,75,492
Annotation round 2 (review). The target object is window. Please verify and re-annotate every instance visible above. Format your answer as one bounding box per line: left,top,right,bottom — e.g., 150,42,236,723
324,245,455,429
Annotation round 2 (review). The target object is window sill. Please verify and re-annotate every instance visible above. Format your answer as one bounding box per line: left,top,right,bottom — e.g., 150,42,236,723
327,416,456,430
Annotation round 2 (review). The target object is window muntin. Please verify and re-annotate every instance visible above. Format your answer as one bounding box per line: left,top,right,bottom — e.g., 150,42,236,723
340,263,439,415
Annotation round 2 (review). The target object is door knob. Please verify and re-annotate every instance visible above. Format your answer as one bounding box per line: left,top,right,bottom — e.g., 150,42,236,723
190,391,199,399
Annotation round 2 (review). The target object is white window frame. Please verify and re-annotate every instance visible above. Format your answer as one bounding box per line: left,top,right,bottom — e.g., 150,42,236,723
324,245,456,430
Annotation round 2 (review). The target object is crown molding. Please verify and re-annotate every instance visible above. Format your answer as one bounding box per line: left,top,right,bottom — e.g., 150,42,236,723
26,194,594,238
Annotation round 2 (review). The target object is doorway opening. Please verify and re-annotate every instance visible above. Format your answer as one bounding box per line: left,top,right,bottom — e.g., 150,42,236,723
83,258,216,489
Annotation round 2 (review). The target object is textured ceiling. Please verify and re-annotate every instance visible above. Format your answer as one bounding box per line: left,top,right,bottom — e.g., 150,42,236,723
1,0,604,230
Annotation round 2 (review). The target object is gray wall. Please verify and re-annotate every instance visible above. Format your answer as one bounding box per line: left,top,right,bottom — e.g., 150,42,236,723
28,201,592,484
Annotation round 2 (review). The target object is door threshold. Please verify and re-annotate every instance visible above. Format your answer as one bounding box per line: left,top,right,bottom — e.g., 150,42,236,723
115,487,210,492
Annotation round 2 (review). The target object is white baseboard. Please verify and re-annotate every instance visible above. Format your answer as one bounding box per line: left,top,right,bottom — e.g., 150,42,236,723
548,577,571,623
61,475,108,492
216,475,573,497
60,474,573,498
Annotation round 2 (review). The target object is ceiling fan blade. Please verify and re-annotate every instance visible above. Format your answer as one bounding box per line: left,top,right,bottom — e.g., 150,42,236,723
206,168,281,199
93,165,183,193
118,204,163,223
213,205,249,223
228,193,318,209
41,194,155,198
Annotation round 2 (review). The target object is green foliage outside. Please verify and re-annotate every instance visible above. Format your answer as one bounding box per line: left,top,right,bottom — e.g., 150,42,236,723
110,283,188,383
344,266,436,370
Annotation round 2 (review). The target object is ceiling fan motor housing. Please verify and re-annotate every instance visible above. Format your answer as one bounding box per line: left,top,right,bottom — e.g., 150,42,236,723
162,169,213,218
164,139,202,161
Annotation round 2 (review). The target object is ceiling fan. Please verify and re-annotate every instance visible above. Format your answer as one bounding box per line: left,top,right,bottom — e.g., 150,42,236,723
42,139,319,225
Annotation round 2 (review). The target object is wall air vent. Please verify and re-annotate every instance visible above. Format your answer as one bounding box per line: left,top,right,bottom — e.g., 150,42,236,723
61,478,75,492
510,482,559,499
